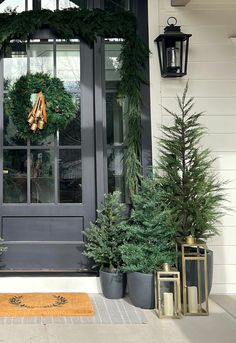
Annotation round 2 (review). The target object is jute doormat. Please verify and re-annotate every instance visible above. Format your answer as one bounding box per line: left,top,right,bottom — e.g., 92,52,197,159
0,293,95,317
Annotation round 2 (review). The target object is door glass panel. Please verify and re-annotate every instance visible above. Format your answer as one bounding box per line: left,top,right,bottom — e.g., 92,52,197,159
107,147,125,201
4,94,27,146
0,0,25,12
4,42,27,92
59,0,86,9
106,92,123,145
105,41,126,199
105,43,121,81
59,149,82,203
29,42,54,146
3,42,27,146
31,150,54,203
30,43,53,75
104,0,132,11
57,43,81,145
3,150,27,203
3,40,82,204
41,0,56,10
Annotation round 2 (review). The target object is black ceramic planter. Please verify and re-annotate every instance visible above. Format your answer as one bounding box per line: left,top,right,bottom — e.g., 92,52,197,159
100,269,126,299
127,272,155,309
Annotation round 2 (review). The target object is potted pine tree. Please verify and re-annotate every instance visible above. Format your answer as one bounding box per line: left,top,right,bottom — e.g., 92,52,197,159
158,84,226,297
120,175,177,309
83,191,127,299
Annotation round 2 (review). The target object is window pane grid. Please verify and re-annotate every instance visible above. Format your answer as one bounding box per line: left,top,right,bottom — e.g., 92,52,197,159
2,38,81,204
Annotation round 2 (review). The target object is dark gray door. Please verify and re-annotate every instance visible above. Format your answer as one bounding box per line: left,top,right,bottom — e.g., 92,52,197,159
0,38,96,272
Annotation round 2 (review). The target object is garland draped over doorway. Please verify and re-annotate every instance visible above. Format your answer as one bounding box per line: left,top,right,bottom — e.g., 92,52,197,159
0,8,149,199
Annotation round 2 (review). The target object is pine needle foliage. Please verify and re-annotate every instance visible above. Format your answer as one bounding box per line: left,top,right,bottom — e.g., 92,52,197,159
83,191,127,272
158,84,226,240
120,175,177,274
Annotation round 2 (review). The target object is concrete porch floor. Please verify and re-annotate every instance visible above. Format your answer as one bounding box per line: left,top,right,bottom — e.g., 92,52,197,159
0,298,235,343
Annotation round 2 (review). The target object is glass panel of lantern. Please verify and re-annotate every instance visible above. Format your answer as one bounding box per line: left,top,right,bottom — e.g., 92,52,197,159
155,264,181,319
177,237,209,316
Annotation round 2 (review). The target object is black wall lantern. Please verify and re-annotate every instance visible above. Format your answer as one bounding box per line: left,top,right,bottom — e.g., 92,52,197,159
155,17,192,78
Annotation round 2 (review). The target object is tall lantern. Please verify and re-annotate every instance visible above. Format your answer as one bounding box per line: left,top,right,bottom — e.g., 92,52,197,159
155,17,192,77
177,236,209,316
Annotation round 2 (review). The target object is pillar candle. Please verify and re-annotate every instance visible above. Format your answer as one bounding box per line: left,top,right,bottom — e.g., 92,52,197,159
188,286,198,313
163,292,174,316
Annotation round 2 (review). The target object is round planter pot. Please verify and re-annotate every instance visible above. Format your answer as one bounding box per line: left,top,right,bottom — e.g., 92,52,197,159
100,269,126,299
127,272,154,309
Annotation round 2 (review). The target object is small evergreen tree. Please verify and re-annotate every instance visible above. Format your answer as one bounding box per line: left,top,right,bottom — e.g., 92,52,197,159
121,175,177,274
158,84,226,240
83,191,126,272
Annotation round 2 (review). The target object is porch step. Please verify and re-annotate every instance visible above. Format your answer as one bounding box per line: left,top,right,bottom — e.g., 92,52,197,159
0,277,101,293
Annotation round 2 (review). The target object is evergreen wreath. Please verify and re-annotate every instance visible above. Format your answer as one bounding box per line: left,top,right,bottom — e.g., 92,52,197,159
7,73,77,143
0,8,149,199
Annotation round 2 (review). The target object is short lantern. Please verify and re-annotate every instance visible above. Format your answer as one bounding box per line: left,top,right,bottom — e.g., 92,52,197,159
155,263,181,319
155,17,192,77
177,236,209,316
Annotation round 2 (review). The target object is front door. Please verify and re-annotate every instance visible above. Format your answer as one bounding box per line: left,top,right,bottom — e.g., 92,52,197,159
0,37,96,272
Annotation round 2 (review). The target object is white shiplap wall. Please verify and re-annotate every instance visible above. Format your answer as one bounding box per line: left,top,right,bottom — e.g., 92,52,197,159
148,0,236,294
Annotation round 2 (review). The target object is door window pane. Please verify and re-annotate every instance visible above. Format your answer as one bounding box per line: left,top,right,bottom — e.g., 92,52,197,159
4,94,27,146
3,42,27,146
105,41,125,199
3,150,27,203
4,42,27,91
106,92,123,145
57,43,81,145
41,0,56,10
30,150,54,203
59,0,86,9
59,149,82,203
104,0,132,11
0,0,25,12
107,147,125,201
105,43,121,81
30,43,53,75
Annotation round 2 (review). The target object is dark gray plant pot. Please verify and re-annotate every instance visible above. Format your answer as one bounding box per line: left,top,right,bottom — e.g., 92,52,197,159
100,269,126,299
127,272,155,309
185,249,213,302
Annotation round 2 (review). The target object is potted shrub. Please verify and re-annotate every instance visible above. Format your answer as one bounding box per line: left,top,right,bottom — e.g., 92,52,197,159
121,175,177,309
83,191,127,299
157,84,226,297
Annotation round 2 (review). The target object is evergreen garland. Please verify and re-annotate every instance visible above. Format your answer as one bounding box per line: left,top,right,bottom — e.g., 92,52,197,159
6,73,76,143
0,8,149,199
158,84,226,240
83,191,127,272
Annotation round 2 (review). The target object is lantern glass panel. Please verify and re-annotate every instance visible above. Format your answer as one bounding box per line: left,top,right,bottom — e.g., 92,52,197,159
178,240,209,316
160,280,178,317
166,46,180,73
185,251,208,315
155,271,181,319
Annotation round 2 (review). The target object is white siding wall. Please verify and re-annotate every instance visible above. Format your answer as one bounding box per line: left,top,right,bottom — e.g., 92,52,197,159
148,0,236,294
